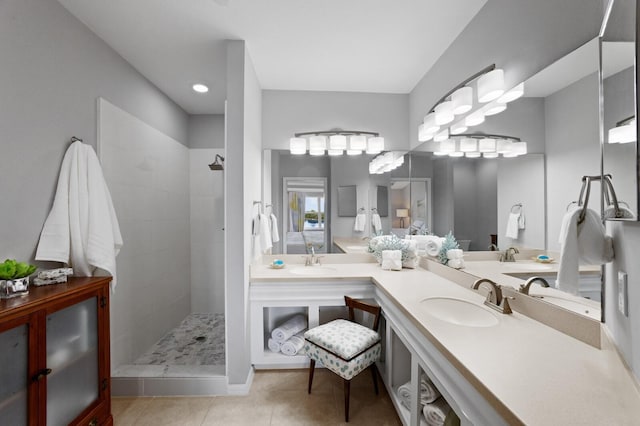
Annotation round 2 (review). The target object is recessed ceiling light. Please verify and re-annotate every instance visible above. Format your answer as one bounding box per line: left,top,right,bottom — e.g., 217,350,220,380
192,83,209,93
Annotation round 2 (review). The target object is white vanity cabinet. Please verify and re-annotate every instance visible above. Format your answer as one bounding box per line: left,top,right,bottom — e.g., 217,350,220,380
249,278,375,369
375,288,509,426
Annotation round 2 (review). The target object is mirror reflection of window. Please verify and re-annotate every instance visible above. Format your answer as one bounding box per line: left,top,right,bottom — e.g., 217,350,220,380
283,177,328,254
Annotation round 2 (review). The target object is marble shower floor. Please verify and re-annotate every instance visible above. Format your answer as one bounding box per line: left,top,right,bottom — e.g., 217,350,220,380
113,313,225,378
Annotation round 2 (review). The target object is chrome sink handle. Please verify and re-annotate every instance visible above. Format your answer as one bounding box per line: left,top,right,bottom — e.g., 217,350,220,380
499,246,520,262
519,276,550,295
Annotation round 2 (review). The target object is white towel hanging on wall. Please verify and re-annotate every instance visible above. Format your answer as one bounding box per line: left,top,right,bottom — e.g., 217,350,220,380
36,140,123,290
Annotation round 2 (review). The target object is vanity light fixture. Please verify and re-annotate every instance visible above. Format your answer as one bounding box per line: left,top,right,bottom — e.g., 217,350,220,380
368,151,407,174
437,134,526,159
608,116,636,144
288,130,384,156
418,64,523,146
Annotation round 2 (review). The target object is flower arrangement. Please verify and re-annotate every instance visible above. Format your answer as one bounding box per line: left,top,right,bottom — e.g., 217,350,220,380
367,234,410,263
437,232,460,265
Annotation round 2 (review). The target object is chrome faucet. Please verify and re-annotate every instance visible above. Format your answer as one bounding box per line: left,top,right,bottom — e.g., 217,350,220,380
500,246,519,262
519,276,550,295
304,246,323,266
472,278,513,314
488,243,500,251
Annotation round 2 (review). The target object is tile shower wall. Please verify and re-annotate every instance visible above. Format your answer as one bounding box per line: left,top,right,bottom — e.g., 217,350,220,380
190,149,225,314
99,99,191,369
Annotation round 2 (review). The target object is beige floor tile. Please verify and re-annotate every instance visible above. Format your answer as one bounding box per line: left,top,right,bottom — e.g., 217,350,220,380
118,397,213,426
201,395,272,426
111,370,400,426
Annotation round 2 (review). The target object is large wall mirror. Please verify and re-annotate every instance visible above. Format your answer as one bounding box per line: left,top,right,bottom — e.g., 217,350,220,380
602,0,638,220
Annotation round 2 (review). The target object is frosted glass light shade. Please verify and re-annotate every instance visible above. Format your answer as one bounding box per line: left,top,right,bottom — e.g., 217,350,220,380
435,101,454,125
498,82,524,103
440,139,456,153
418,124,434,142
449,151,464,158
465,152,481,158
328,149,343,156
367,136,385,153
450,122,468,135
502,152,519,158
309,135,326,150
309,148,324,156
484,101,507,116
479,138,496,152
511,142,528,155
496,139,512,154
423,113,440,134
433,151,448,156
460,138,478,152
290,137,306,155
477,69,504,103
483,152,499,158
350,135,367,150
465,110,485,127
452,87,473,115
329,134,347,150
434,128,449,142
347,149,362,155
608,121,636,144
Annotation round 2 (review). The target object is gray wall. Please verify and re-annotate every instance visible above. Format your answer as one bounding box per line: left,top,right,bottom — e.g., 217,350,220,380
263,90,410,151
189,114,225,149
0,0,189,263
545,73,601,251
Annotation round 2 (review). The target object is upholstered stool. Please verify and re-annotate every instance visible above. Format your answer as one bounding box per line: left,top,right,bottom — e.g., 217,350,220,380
303,296,382,422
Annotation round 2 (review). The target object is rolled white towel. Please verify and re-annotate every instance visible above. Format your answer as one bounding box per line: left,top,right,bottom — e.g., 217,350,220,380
271,314,308,342
446,249,463,260
425,237,444,257
268,338,282,353
397,382,412,411
280,333,305,356
381,250,402,271
447,258,464,269
419,374,441,405
422,397,451,426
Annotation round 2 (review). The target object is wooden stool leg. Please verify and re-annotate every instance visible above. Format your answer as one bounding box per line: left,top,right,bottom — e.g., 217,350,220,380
343,378,351,422
308,359,316,394
370,364,379,395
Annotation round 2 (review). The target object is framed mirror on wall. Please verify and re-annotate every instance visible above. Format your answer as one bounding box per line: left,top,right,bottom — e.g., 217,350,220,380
601,0,638,221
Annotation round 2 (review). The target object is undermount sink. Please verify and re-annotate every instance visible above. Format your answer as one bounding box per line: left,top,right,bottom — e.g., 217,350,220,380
418,297,499,327
289,266,337,276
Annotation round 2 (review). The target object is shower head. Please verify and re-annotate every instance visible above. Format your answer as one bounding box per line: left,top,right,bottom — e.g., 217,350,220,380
209,154,225,171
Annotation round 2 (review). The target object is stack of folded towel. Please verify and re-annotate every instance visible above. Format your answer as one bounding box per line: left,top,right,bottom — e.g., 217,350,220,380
423,397,458,426
268,314,308,356
397,374,442,411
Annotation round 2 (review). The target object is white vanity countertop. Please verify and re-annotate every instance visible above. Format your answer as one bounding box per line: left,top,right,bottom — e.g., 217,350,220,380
250,259,640,425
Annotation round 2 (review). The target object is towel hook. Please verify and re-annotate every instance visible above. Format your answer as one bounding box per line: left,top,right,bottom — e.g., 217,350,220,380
510,203,522,213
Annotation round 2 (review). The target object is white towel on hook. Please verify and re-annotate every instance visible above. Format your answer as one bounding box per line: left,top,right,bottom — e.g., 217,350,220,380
518,207,526,229
505,212,520,239
354,213,366,232
36,141,123,291
371,213,382,234
557,206,614,295
270,213,280,243
252,213,272,258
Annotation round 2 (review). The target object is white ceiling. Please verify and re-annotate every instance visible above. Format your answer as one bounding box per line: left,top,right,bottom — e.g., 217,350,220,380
58,0,486,115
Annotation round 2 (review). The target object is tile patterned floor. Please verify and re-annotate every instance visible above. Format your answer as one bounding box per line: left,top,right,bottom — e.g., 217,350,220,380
112,369,402,425
134,313,225,366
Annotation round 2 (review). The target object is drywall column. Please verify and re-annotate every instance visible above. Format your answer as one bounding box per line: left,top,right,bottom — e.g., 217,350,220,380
225,40,262,386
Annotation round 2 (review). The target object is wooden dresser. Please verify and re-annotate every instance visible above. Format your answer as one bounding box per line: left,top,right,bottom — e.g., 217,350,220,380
0,276,112,425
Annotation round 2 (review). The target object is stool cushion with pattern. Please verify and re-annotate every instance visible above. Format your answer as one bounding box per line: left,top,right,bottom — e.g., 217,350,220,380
303,319,381,381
